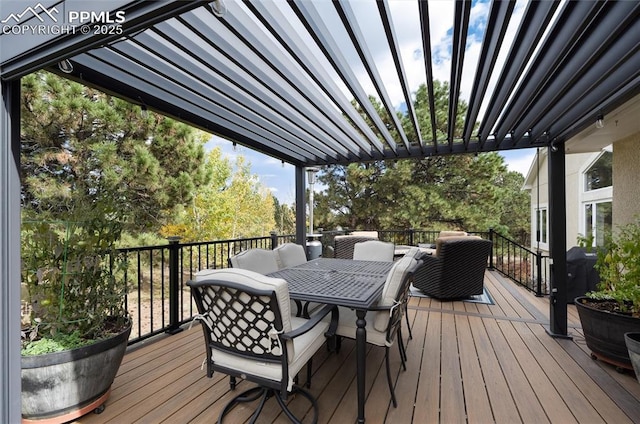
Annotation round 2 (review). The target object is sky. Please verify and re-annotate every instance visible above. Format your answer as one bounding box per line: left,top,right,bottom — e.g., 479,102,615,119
204,0,540,205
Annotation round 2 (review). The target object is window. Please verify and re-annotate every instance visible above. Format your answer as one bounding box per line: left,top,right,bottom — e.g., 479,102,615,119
584,201,612,248
535,207,548,247
581,150,613,248
584,151,612,191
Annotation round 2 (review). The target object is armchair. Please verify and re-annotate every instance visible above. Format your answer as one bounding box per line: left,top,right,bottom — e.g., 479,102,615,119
188,268,337,423
413,236,492,299
334,255,420,407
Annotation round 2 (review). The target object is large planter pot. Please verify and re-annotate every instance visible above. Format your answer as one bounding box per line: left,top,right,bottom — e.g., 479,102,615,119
575,296,640,371
625,332,640,383
21,319,132,423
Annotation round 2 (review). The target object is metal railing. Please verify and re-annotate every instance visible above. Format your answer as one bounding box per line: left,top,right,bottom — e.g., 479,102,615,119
118,229,545,346
488,229,550,296
118,232,294,345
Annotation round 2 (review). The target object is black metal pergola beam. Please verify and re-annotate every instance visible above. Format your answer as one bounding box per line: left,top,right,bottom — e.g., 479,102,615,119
519,1,640,143
108,33,331,162
376,0,424,150
290,0,399,156
209,3,377,159
160,15,349,162
56,56,311,165
418,1,438,148
0,0,206,81
495,1,603,143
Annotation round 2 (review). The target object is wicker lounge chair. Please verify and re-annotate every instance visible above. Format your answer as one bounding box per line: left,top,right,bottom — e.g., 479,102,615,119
413,236,492,299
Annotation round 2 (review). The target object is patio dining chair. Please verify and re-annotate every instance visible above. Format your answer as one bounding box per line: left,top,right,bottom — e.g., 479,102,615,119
334,255,420,407
188,268,338,424
353,240,395,262
228,248,279,274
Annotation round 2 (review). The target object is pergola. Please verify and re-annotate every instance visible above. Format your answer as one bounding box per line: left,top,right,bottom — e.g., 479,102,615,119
2,1,639,420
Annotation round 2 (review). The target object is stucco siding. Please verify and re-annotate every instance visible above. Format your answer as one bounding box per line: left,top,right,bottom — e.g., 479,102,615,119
613,132,640,227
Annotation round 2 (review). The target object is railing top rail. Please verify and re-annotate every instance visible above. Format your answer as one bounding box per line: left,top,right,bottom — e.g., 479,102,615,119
491,231,547,257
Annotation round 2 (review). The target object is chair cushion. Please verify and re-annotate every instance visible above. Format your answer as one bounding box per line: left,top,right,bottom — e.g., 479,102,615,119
208,315,329,392
351,231,379,238
229,249,280,274
373,255,417,332
435,235,481,257
438,230,468,238
274,243,307,269
334,306,389,347
353,240,395,262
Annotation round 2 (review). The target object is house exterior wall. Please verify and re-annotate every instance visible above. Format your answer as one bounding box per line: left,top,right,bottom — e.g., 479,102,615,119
612,132,640,227
527,150,596,254
528,150,549,252
565,152,596,248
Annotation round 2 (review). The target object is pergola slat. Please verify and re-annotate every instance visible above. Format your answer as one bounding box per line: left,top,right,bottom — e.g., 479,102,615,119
335,0,412,152
290,0,399,156
463,0,516,147
376,0,423,150
477,1,560,148
245,1,387,159
447,0,471,149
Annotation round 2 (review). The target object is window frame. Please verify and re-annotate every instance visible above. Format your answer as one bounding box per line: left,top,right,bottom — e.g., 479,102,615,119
579,149,613,248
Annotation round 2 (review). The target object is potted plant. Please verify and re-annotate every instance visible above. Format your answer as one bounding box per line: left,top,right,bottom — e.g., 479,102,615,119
21,216,131,423
575,218,640,372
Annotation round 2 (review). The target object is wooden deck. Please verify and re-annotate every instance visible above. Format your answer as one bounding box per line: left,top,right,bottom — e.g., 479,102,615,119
74,271,640,424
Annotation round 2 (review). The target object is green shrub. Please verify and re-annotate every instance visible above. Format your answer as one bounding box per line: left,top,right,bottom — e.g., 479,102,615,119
590,218,640,317
21,219,129,354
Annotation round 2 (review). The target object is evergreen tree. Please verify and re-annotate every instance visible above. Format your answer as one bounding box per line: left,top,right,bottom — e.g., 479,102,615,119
314,81,530,239
20,71,209,231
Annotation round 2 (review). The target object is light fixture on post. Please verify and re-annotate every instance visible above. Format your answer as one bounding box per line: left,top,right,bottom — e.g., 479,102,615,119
58,59,73,74
595,114,605,129
210,0,227,17
306,167,320,236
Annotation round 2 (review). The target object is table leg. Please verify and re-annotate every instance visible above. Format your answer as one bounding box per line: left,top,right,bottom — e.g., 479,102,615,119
356,309,367,424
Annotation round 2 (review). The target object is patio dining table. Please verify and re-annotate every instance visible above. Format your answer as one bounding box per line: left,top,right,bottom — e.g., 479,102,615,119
268,257,394,424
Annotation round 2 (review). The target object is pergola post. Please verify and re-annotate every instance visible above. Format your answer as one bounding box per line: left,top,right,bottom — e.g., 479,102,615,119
295,165,306,247
547,142,570,337
1,78,22,422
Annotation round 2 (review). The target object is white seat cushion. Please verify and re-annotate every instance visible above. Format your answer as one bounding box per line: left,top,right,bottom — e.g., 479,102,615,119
353,240,395,262
334,307,389,347
207,315,329,391
229,249,280,274
274,243,307,269
373,255,417,332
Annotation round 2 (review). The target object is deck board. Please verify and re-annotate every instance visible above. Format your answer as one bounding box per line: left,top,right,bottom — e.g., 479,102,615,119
72,270,640,424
